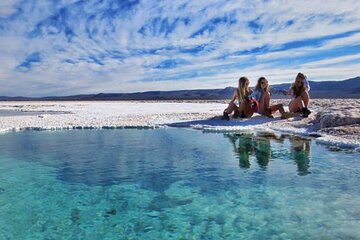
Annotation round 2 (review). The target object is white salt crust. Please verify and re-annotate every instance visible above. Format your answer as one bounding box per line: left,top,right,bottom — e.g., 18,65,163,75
0,99,359,149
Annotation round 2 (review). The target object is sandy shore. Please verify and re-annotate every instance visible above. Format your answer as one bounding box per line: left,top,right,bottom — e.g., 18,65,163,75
0,99,359,149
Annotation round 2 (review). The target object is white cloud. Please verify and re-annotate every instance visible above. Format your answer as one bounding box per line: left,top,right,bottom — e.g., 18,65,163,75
0,0,20,18
0,0,360,96
303,54,360,67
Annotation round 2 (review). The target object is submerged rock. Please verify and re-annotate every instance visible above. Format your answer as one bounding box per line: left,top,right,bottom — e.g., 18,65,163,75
104,208,117,217
70,208,81,223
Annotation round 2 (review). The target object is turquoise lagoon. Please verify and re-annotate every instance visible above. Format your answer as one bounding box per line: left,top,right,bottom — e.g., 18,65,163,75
0,128,360,239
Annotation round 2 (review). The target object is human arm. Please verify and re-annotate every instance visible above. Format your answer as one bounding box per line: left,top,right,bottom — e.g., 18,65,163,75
229,90,237,103
263,91,270,110
303,78,310,92
280,88,293,97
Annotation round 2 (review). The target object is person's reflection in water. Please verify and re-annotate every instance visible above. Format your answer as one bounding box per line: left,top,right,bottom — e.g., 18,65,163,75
254,135,272,170
289,136,311,175
226,133,254,169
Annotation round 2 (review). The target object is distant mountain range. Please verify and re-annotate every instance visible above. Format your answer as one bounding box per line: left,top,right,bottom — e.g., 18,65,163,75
270,76,360,99
1,76,359,101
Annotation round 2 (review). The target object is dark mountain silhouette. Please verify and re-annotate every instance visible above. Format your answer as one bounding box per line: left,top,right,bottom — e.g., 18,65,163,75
0,77,359,101
271,76,360,98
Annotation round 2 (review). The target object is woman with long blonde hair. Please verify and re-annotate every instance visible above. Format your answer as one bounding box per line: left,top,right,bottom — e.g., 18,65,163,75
222,76,254,120
251,77,292,119
285,73,311,117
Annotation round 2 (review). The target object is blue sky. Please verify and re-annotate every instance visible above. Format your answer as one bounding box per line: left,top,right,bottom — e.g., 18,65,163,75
0,0,360,96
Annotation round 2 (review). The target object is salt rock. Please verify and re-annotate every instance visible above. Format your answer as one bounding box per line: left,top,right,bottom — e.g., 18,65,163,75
315,111,360,129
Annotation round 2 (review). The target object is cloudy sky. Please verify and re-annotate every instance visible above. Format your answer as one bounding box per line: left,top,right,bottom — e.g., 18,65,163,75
0,0,359,96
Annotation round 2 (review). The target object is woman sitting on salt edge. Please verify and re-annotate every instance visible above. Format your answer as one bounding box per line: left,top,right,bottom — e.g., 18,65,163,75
249,77,292,119
222,76,257,120
284,72,312,118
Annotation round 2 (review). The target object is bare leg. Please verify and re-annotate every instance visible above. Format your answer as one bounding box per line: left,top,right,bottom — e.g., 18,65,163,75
288,93,311,117
238,101,245,116
222,102,240,120
300,91,311,117
270,103,294,119
224,102,238,114
302,91,310,108
239,101,254,118
289,96,304,113
259,93,283,117
269,104,285,114
258,92,289,118
258,93,270,114
289,91,310,113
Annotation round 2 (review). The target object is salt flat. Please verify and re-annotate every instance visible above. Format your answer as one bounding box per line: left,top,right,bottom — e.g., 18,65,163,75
0,100,359,149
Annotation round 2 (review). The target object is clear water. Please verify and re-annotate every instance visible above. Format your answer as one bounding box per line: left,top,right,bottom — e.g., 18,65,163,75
0,128,359,239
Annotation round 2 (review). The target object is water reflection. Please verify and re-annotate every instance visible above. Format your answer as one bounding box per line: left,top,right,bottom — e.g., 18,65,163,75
227,133,253,169
0,129,315,188
289,136,311,175
224,132,311,175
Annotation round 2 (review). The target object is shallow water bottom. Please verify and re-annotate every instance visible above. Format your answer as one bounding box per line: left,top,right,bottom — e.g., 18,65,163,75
0,128,359,239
